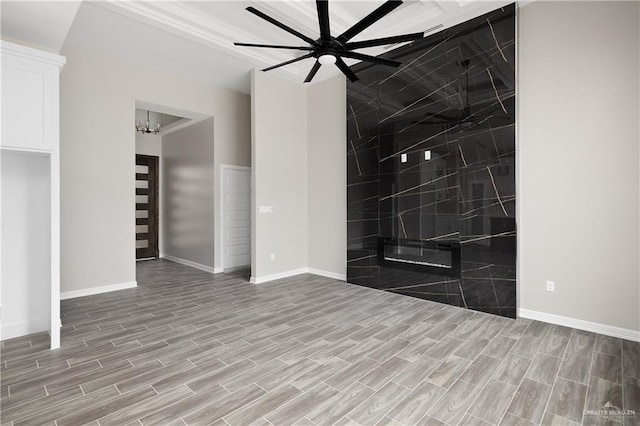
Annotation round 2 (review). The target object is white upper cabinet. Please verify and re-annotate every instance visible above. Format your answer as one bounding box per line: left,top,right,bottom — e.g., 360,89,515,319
1,41,65,152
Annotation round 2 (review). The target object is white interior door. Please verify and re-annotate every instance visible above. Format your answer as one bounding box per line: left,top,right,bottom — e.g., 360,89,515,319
222,167,251,270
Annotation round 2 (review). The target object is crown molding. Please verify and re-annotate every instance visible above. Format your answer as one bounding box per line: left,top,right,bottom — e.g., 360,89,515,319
96,0,518,84
97,1,299,77
0,39,66,68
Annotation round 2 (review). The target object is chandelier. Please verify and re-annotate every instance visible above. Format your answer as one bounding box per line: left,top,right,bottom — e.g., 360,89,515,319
136,110,160,134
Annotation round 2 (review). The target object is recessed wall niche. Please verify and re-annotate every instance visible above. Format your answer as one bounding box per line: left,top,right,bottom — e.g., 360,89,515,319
346,4,516,318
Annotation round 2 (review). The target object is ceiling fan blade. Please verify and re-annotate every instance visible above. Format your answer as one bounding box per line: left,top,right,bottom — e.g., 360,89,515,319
337,0,403,43
304,61,322,83
345,32,424,50
335,57,359,82
341,51,401,67
262,53,314,72
234,42,313,51
316,1,331,41
246,7,317,45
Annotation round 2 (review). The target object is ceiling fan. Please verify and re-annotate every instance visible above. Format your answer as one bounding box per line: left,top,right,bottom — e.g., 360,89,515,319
234,0,425,83
411,60,511,129
413,60,475,127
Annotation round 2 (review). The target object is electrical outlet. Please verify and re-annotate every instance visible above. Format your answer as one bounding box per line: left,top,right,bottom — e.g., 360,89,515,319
270,253,275,261
546,280,555,292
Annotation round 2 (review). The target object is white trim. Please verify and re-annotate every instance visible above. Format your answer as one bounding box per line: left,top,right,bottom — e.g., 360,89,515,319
0,146,54,155
250,268,308,284
306,267,346,281
1,317,49,341
163,255,222,274
518,308,640,342
97,1,514,83
50,61,61,349
0,40,65,68
220,164,252,272
135,100,209,123
95,1,298,79
60,281,137,300
251,267,346,284
134,100,210,137
220,165,251,171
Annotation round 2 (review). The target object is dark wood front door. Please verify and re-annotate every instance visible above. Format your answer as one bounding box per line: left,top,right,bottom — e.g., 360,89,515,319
136,154,159,259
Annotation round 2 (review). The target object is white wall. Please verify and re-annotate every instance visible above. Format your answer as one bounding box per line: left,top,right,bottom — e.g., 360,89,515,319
0,151,50,339
251,70,308,281
307,76,347,278
518,1,640,334
250,72,347,281
162,118,215,268
60,45,250,293
135,133,163,255
135,133,161,158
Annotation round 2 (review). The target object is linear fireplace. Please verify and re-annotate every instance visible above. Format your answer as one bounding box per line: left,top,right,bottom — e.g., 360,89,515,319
379,238,460,277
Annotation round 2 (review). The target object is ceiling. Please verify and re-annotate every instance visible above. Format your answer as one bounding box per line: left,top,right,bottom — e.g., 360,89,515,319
136,109,183,127
3,0,516,94
134,104,211,136
0,1,81,52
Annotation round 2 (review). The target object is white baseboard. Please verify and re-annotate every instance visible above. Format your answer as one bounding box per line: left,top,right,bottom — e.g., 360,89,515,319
250,268,308,284
306,267,346,281
518,308,640,342
251,267,346,284
60,281,137,300
1,317,50,340
164,255,222,274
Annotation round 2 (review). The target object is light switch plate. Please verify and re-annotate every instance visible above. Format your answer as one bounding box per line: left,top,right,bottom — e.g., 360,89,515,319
425,150,431,160
401,153,407,163
259,206,273,213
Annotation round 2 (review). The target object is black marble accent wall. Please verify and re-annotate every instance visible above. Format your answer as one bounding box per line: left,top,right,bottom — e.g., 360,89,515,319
347,4,516,318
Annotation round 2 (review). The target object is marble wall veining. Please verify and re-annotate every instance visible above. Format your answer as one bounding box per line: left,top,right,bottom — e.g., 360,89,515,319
346,4,516,318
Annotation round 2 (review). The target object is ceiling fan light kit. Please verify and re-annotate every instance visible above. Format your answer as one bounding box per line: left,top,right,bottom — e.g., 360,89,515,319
318,54,337,65
234,0,425,83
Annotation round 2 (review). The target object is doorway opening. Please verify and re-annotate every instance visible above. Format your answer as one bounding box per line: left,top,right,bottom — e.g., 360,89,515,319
133,101,252,280
135,154,159,260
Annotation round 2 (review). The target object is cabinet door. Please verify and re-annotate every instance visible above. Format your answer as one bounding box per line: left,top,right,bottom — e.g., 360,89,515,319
1,55,54,151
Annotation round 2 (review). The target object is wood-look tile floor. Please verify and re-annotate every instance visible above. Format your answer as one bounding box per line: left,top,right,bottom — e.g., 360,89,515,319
1,259,639,426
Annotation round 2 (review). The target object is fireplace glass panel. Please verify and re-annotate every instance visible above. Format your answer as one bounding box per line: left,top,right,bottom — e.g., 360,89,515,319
383,240,453,269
